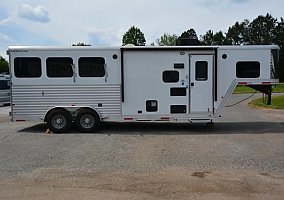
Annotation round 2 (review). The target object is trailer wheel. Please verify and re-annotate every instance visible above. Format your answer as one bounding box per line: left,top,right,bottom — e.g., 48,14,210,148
46,109,72,133
75,109,100,133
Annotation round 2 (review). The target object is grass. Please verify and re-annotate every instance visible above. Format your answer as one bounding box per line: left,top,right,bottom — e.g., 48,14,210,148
248,95,284,109
234,84,284,93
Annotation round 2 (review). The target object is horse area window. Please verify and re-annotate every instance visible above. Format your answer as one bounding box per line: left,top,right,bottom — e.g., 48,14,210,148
47,57,73,77
79,57,105,77
14,57,41,78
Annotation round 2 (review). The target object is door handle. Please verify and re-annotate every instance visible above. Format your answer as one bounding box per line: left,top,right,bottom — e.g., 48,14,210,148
191,82,195,87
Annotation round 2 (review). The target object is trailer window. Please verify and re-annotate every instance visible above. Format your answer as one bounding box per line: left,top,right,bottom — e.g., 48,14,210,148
46,57,73,77
79,57,105,77
236,61,260,78
195,61,208,81
146,100,158,112
14,57,41,78
163,70,179,83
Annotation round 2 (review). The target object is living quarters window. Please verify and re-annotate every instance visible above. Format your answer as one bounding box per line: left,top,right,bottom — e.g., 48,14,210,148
163,70,179,83
79,57,105,77
46,57,73,77
236,61,260,78
195,61,208,81
14,57,41,78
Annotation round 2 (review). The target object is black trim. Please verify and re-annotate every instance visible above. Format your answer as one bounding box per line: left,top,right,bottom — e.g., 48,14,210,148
214,48,218,101
120,49,124,102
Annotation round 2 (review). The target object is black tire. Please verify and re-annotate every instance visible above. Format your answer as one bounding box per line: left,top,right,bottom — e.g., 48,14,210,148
75,109,100,133
46,109,72,133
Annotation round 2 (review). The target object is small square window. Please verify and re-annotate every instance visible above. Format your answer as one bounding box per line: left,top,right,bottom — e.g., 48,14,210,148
146,100,158,112
163,70,179,83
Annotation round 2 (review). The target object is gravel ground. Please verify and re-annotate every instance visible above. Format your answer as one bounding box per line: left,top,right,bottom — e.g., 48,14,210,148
0,94,284,199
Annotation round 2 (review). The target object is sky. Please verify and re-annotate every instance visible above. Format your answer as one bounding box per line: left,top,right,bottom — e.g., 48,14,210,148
0,0,283,59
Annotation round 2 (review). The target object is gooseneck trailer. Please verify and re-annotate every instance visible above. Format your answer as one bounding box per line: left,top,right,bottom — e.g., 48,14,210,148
7,45,279,132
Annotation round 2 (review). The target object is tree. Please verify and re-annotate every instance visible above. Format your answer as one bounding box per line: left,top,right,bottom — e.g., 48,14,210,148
122,26,146,46
72,43,91,46
200,30,214,45
275,17,284,48
249,13,277,45
226,20,250,45
156,33,178,46
201,30,229,45
212,31,226,45
179,28,198,39
0,56,9,74
275,17,284,81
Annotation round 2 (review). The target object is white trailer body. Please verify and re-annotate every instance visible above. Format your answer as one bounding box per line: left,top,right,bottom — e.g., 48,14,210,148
7,45,279,132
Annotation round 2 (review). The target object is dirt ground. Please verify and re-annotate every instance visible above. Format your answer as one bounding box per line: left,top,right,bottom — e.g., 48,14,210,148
0,169,283,200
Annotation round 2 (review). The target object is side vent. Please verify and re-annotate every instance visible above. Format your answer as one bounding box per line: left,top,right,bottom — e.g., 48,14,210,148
170,105,186,114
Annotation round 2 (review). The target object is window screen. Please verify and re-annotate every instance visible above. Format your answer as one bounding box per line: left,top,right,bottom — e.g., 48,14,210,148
79,57,105,77
195,61,208,81
46,57,73,77
14,57,41,78
163,70,179,83
236,61,260,78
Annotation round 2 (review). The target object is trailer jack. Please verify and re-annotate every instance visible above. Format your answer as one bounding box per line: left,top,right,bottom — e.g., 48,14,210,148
247,85,272,105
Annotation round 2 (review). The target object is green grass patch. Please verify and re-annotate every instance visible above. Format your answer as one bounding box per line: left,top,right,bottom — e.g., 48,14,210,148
249,95,284,109
234,84,284,94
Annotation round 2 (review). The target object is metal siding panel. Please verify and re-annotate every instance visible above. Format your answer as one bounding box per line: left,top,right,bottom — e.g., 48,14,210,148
12,84,121,121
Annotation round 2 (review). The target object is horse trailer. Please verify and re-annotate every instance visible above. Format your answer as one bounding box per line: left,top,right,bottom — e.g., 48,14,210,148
7,45,279,132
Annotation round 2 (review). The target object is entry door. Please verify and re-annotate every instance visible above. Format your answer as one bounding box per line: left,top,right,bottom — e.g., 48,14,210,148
190,55,213,113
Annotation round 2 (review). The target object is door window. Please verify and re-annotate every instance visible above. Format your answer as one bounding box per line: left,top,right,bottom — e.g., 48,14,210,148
195,61,208,81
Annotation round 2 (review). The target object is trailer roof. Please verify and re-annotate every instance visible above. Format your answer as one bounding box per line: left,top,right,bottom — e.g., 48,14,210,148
8,45,279,52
